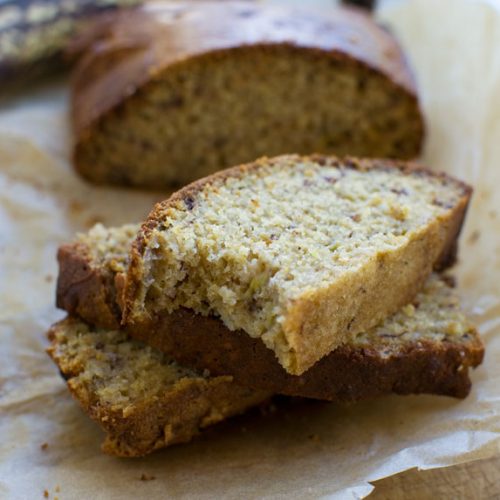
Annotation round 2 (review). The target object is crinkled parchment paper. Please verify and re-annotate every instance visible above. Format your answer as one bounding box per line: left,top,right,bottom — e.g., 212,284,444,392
1,0,500,498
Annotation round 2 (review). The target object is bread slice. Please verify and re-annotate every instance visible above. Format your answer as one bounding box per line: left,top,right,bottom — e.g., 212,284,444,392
71,1,424,188
57,220,483,400
47,317,270,457
122,155,472,375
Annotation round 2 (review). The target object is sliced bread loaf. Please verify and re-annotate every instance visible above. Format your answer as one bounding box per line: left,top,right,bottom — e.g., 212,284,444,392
122,155,472,375
71,1,423,188
57,219,483,400
47,317,270,457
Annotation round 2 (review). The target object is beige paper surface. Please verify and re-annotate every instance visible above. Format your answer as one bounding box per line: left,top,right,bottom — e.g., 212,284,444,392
1,0,500,498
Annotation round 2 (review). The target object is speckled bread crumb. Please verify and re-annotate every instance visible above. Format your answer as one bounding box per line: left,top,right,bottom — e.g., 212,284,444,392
56,222,483,401
123,154,472,375
78,223,139,274
47,317,270,457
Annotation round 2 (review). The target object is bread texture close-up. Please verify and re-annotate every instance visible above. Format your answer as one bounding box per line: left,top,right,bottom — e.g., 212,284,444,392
71,1,424,188
121,154,472,375
47,317,270,457
57,217,483,401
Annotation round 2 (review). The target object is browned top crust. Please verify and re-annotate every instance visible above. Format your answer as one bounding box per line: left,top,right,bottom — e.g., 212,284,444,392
130,308,484,401
122,154,472,327
71,1,419,138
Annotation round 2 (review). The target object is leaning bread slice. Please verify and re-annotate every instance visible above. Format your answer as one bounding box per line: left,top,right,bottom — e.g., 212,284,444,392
122,155,472,375
71,1,424,188
57,224,483,401
47,317,270,457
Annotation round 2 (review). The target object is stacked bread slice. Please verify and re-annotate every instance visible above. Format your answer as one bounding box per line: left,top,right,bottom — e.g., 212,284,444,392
49,0,482,458
48,317,271,457
49,155,483,456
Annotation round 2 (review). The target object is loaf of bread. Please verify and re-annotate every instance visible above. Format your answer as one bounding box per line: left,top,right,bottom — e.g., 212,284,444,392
122,155,471,375
57,219,483,401
71,1,424,188
47,317,270,457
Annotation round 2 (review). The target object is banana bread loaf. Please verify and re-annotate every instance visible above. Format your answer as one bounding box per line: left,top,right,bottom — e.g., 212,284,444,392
122,155,472,375
57,220,483,400
47,317,270,457
71,1,424,188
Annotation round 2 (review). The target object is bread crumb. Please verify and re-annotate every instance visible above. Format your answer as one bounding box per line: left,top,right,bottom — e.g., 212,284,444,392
140,473,156,481
40,442,49,451
43,490,49,498
44,275,53,283
467,230,480,245
55,486,60,493
446,321,463,335
402,304,415,317
122,405,134,418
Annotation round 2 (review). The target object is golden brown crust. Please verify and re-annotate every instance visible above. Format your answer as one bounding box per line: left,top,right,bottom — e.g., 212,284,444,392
56,243,121,330
130,310,484,401
71,1,420,139
47,317,270,457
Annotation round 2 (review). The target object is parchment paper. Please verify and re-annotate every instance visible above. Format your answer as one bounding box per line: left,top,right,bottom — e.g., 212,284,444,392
1,0,500,498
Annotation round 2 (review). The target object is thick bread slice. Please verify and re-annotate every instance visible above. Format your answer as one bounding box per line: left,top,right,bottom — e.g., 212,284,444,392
122,155,472,375
47,317,270,457
57,222,483,400
72,1,424,188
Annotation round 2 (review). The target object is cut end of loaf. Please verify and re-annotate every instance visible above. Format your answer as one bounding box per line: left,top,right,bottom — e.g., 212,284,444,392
72,1,424,188
123,154,471,375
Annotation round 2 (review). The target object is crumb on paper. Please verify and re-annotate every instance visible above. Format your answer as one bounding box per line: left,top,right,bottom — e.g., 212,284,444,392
44,275,53,283
140,473,156,481
489,210,497,219
55,486,60,492
467,230,480,245
40,442,48,451
308,434,320,443
43,490,49,498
